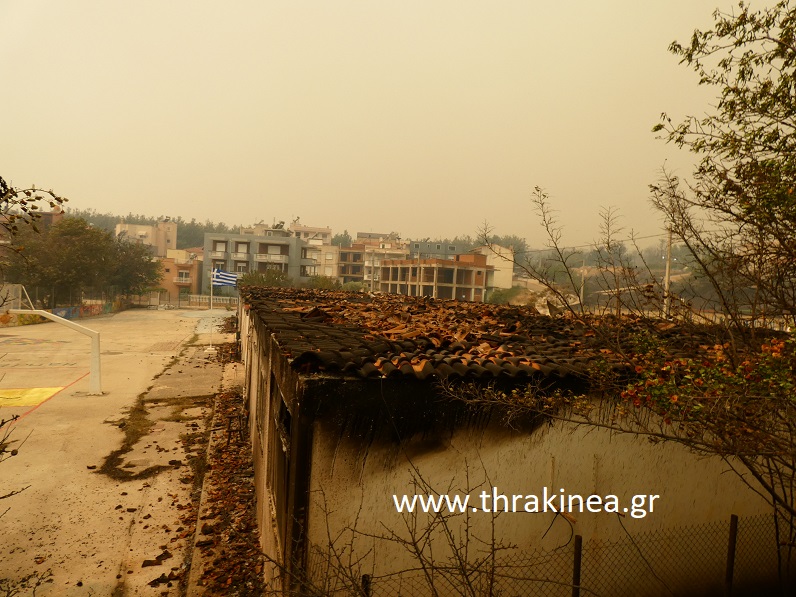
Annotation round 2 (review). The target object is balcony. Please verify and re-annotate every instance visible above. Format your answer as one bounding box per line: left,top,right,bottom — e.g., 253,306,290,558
209,251,226,259
174,276,192,285
254,253,288,264
231,252,249,260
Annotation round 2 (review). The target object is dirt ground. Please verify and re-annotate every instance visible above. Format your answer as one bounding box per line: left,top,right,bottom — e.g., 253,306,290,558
0,308,263,596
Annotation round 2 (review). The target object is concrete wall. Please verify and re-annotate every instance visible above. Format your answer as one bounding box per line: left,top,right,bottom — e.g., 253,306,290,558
239,304,774,592
304,413,770,590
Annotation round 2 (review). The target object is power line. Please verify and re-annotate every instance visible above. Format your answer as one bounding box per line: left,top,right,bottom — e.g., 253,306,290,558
512,231,670,255
511,229,726,255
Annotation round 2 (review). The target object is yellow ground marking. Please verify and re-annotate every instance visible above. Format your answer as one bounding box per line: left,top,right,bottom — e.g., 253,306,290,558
0,387,64,407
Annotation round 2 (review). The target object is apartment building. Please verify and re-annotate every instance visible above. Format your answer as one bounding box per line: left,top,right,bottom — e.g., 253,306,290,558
408,240,467,260
158,248,203,299
202,227,311,293
288,218,332,245
471,244,515,295
115,219,177,258
341,232,410,288
379,253,493,302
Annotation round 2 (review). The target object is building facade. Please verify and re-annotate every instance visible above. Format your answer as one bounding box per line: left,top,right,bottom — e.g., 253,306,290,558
471,244,515,296
409,240,468,260
158,248,203,300
115,219,177,258
336,232,410,288
288,218,332,245
237,288,776,595
201,228,312,292
379,253,492,301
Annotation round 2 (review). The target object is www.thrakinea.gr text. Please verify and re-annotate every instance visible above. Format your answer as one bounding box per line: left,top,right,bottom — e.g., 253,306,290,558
393,488,660,519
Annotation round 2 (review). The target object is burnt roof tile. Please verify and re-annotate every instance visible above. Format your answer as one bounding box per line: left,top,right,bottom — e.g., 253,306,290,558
238,287,725,384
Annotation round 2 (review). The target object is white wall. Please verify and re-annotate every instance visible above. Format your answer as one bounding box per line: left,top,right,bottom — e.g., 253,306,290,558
306,414,770,582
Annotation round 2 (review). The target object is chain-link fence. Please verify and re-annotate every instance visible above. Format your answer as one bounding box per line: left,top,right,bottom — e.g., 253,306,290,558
300,513,793,597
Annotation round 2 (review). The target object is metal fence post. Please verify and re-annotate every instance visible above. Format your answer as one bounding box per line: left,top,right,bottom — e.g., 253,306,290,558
725,514,739,597
573,534,583,597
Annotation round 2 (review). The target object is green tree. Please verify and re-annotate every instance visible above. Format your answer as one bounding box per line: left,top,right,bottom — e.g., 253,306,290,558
462,4,796,572
331,230,353,247
70,209,234,250
238,269,292,288
111,238,164,295
652,0,796,330
1,176,66,306
6,217,161,306
305,275,341,290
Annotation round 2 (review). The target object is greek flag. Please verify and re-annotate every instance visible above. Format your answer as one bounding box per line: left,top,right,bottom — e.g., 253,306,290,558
211,268,239,287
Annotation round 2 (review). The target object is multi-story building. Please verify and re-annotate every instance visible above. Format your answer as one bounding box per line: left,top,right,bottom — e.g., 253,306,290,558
338,232,410,289
338,246,365,285
158,248,203,300
202,227,311,293
316,244,340,279
115,219,177,258
288,218,332,245
470,244,515,296
379,253,493,302
408,240,468,260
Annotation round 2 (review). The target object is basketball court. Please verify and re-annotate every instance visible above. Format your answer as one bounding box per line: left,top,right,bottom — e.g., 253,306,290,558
0,332,89,415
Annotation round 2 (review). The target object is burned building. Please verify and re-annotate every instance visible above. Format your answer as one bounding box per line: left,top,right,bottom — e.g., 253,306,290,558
237,287,778,595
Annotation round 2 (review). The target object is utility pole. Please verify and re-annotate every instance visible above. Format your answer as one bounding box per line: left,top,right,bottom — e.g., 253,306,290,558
663,227,673,319
579,255,586,310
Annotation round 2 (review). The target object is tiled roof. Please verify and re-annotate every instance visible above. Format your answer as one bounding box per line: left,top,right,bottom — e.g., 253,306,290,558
239,287,714,382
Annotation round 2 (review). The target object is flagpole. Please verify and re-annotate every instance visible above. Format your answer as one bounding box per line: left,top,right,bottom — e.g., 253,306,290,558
207,269,215,352
206,268,235,353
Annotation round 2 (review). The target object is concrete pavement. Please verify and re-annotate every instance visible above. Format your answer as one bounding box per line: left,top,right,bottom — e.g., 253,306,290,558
0,307,236,596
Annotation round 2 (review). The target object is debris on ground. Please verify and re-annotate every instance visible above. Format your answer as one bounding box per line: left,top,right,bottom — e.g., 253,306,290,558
192,354,265,595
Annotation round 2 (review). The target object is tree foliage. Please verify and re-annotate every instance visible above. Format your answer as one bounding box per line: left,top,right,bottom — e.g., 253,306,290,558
5,217,162,306
0,176,66,238
460,3,796,575
1,175,67,308
238,269,292,288
331,230,353,247
652,0,796,330
68,208,233,250
304,275,341,290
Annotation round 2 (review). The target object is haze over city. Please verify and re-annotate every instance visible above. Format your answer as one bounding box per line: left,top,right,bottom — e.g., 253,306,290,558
2,1,738,246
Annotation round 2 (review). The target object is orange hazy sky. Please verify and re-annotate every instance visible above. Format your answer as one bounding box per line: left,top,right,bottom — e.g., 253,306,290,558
2,1,739,246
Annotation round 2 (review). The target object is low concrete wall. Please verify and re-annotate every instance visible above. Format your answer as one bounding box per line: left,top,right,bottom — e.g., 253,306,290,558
0,300,128,327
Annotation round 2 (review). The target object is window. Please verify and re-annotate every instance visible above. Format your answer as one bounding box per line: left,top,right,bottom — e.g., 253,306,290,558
449,245,456,251
213,241,227,252
267,376,291,544
414,243,419,249
436,244,441,250
165,268,170,273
